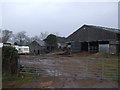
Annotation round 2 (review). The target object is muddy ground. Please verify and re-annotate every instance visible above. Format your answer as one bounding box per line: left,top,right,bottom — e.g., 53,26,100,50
19,53,119,88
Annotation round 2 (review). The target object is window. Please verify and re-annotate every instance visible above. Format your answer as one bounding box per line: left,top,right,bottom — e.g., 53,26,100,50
24,48,28,51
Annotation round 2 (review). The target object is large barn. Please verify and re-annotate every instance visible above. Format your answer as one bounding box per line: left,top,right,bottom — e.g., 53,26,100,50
67,25,120,54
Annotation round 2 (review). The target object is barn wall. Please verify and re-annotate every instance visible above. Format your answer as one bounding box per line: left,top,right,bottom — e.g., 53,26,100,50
71,42,81,53
109,41,120,54
67,25,120,54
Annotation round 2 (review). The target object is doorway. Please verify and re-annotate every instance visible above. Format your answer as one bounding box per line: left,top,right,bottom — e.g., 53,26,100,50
38,50,40,54
81,42,88,51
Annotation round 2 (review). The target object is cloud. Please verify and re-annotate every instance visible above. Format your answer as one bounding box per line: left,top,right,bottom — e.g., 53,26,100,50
2,2,118,37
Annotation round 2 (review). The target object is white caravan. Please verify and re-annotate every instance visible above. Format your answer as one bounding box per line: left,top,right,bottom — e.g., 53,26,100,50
13,45,29,54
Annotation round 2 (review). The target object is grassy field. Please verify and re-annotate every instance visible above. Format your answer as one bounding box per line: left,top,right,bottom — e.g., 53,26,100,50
88,59,120,80
96,53,120,59
2,73,40,88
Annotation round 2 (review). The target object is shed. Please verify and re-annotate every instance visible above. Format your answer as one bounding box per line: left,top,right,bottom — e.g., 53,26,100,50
29,40,46,55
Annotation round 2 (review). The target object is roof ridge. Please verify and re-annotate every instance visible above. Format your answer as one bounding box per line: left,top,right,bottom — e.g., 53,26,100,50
84,24,120,31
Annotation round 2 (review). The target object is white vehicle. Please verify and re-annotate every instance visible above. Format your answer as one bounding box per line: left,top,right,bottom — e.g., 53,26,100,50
0,43,3,48
13,45,29,54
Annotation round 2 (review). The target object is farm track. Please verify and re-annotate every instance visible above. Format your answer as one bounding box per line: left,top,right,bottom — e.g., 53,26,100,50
19,55,119,88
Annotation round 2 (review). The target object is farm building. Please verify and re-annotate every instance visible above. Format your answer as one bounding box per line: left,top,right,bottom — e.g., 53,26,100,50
67,25,120,54
57,37,67,49
29,40,46,55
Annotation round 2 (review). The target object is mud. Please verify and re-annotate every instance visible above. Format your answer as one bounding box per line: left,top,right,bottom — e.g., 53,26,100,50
19,55,119,88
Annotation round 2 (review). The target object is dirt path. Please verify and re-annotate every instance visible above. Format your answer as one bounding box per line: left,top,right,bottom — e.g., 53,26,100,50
22,76,118,88
52,78,118,88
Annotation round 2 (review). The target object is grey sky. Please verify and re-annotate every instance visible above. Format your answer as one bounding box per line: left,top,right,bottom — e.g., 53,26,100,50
119,1,120,29
0,3,2,29
1,2,118,37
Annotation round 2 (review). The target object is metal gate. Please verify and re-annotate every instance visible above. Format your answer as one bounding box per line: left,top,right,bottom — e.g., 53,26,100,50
19,57,119,80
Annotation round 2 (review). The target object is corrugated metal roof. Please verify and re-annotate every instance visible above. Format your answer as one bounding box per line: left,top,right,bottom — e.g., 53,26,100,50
86,25,120,34
34,40,46,46
67,25,120,42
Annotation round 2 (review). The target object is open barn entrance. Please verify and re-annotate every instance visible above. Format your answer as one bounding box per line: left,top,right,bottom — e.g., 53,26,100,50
89,41,99,53
81,42,88,51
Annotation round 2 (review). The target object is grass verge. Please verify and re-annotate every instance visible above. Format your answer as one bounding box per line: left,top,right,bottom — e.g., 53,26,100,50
2,73,40,88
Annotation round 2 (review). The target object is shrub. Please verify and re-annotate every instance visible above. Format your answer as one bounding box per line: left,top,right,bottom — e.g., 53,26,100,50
2,46,19,75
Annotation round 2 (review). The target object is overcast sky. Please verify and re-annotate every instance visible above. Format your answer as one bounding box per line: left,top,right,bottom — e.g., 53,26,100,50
1,1,118,37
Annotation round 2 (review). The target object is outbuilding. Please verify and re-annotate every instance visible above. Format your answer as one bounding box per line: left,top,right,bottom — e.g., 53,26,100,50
67,25,120,54
29,40,46,55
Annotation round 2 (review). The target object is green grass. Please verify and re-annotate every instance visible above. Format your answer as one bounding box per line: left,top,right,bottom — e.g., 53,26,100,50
2,73,40,88
97,54,120,59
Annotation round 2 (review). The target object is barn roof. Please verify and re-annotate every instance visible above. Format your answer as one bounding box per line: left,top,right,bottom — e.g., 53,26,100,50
34,40,46,46
67,25,120,42
86,25,120,34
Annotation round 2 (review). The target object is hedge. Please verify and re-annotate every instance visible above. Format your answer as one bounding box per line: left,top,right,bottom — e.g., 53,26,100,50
2,46,19,75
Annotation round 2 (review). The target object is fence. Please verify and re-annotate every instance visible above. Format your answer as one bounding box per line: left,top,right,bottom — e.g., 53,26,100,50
19,57,120,80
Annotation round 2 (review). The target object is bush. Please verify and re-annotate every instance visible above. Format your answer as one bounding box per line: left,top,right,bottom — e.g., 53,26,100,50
2,46,19,75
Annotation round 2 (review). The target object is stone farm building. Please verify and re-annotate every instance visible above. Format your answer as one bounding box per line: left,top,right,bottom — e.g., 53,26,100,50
66,25,120,54
29,40,46,55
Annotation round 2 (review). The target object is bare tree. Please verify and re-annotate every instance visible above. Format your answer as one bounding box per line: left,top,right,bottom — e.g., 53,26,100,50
30,35,40,42
2,30,12,43
39,32,48,40
14,31,30,45
30,32,48,42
